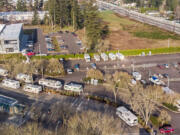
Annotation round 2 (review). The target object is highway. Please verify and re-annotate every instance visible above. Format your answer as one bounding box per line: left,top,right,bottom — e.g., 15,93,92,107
96,0,180,35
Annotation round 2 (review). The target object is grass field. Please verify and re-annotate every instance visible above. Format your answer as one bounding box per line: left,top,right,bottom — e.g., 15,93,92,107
99,10,180,50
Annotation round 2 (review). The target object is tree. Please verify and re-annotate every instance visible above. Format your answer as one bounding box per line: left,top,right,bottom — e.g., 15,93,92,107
16,0,27,11
86,69,103,80
158,110,171,126
32,9,39,25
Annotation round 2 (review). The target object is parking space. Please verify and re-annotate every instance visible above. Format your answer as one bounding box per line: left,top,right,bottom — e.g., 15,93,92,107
46,31,83,54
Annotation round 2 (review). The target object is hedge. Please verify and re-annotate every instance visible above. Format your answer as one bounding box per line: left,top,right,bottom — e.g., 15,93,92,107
32,47,180,60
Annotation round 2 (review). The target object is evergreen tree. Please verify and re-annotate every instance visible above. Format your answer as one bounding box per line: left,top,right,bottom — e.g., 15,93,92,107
32,9,39,25
16,0,27,11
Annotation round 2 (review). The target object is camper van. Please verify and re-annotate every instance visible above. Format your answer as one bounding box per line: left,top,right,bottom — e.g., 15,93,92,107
38,78,62,89
64,82,83,92
116,106,138,126
116,53,124,60
108,53,116,61
132,72,141,81
100,53,108,61
2,79,20,89
23,84,42,94
0,68,8,77
84,54,91,62
94,54,100,62
16,73,33,83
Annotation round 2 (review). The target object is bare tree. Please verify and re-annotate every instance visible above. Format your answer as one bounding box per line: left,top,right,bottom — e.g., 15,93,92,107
86,69,104,80
158,110,171,126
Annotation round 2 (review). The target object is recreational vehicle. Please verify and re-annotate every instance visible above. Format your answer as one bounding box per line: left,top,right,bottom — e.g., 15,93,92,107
23,84,42,94
64,82,83,92
100,53,108,61
132,72,141,81
94,54,100,61
0,68,8,77
38,78,62,89
2,79,20,89
16,73,33,83
109,53,116,60
116,106,138,126
116,53,124,60
84,54,91,62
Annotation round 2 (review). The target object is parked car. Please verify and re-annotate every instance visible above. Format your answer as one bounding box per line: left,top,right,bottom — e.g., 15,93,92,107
74,64,80,71
163,64,169,69
67,69,73,74
163,73,169,78
90,63,96,69
159,125,174,134
22,49,35,56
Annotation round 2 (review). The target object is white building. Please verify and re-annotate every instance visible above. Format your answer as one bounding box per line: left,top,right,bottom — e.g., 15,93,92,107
38,78,62,89
116,52,124,60
84,53,91,62
16,73,33,83
0,11,48,22
94,54,100,61
116,106,138,126
108,53,116,60
100,53,108,61
0,23,24,53
1,79,20,89
64,82,83,92
23,84,42,93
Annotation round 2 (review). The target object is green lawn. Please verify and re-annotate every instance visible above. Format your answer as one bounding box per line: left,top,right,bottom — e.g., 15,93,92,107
99,10,180,40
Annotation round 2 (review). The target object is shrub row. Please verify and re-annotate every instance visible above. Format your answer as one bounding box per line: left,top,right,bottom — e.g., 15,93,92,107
162,102,178,111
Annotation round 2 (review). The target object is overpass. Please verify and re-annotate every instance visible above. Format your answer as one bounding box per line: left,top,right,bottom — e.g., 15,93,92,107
96,0,180,35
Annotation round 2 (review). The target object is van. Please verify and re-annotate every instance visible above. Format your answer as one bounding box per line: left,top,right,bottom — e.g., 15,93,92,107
116,53,124,60
132,72,141,80
94,54,100,62
116,106,138,126
84,54,91,62
100,53,108,61
109,53,116,60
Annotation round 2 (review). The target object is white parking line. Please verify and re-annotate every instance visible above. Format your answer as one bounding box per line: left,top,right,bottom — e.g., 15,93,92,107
71,98,79,107
76,101,83,111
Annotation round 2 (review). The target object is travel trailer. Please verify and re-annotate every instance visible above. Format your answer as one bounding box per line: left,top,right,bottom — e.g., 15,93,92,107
64,82,83,92
23,84,42,94
38,78,62,89
2,79,20,89
16,73,33,83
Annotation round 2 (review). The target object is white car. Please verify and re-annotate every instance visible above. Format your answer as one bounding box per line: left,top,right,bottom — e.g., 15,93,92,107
67,69,73,74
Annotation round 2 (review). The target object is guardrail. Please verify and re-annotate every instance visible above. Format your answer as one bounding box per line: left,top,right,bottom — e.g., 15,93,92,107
97,0,180,35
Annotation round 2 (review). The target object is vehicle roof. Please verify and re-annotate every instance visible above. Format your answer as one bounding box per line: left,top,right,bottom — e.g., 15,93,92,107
65,82,82,88
25,84,42,89
3,78,19,83
39,78,61,84
0,94,17,106
116,106,137,120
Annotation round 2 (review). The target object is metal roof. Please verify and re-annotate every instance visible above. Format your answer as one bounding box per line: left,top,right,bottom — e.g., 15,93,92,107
0,95,17,106
0,23,23,40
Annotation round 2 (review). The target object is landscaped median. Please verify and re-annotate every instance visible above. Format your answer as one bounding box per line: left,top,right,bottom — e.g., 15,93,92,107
32,46,180,60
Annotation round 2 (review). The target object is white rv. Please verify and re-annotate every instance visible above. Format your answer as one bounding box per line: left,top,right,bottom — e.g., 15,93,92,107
0,68,8,77
1,79,20,89
116,106,138,126
16,73,33,83
38,78,62,89
132,72,141,81
64,82,83,92
23,84,42,94
94,54,100,62
84,54,91,62
108,53,116,60
116,53,124,60
100,53,108,61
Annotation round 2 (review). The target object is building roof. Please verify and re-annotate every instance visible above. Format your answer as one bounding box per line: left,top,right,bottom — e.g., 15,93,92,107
0,95,17,106
0,23,23,40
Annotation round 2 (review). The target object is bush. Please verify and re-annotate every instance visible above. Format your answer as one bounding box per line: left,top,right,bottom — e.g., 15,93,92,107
163,102,178,111
150,115,159,127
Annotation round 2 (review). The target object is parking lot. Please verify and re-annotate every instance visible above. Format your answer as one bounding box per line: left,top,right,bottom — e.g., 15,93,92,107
46,31,83,54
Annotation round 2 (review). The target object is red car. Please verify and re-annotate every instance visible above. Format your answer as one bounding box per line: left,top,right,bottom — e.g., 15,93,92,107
25,50,35,56
159,126,174,134
157,64,165,69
